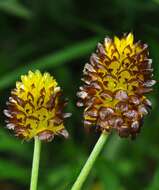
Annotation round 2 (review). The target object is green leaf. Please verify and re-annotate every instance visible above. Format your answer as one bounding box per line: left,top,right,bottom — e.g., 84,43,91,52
0,159,29,183
0,128,31,159
0,0,32,19
97,161,124,190
146,165,159,190
0,37,100,89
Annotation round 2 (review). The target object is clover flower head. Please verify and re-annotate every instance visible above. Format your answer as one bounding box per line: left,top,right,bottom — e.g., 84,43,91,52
4,70,71,141
77,33,155,138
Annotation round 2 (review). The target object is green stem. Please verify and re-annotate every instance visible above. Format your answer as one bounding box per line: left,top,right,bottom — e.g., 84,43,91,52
30,137,41,190
71,132,108,190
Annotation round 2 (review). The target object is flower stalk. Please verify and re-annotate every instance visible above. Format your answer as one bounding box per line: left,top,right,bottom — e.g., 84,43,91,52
71,132,108,190
30,137,41,190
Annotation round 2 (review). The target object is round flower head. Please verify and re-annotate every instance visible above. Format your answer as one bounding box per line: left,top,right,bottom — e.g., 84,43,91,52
77,33,155,138
4,70,71,141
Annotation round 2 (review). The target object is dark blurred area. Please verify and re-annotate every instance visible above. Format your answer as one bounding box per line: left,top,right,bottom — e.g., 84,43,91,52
0,0,159,189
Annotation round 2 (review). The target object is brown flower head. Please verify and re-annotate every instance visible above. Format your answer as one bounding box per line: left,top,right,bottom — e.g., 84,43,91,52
4,70,71,141
77,33,155,138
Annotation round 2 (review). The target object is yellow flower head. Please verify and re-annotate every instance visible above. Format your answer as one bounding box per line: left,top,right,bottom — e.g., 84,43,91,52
4,70,71,141
77,33,155,138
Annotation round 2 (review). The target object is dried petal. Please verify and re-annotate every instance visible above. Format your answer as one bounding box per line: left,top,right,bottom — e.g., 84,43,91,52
143,98,152,108
99,107,114,120
138,105,148,116
115,90,128,101
118,125,130,137
115,102,128,112
84,120,92,127
129,95,140,105
38,131,54,142
77,101,84,107
85,108,98,118
84,63,96,73
63,113,72,118
131,121,140,133
77,91,88,99
143,80,156,87
60,129,69,138
123,110,138,120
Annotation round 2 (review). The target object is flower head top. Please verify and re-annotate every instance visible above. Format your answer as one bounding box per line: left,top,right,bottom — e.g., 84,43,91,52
77,33,155,138
4,70,71,141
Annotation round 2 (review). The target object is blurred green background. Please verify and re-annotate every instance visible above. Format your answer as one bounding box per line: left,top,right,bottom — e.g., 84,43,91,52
0,0,159,189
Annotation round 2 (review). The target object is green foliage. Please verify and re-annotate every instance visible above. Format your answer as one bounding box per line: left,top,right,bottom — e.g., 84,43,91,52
0,0,31,19
0,0,159,189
